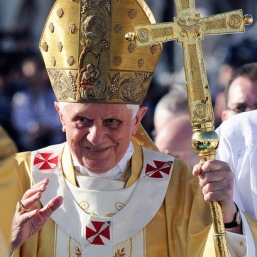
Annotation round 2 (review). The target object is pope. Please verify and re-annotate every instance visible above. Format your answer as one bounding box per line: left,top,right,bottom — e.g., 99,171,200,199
2,0,257,256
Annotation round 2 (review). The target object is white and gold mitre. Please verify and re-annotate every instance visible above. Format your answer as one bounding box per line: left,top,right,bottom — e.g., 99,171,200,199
39,0,162,104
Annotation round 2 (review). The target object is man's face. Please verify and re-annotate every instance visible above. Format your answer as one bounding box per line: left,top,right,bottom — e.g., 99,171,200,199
222,76,257,121
56,103,146,174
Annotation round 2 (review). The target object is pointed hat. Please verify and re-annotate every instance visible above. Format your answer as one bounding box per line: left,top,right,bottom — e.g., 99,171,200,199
39,0,162,104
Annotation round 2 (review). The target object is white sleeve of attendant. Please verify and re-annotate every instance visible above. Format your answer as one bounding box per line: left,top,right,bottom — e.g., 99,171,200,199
226,211,256,257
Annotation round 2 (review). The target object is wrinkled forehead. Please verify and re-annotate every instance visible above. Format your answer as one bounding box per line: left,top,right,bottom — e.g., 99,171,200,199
58,101,139,117
60,102,137,118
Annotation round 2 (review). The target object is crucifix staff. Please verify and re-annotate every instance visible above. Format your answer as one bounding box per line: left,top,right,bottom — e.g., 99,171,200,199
125,0,253,256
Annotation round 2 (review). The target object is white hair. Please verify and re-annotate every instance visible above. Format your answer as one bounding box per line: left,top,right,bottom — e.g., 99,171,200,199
57,101,69,114
126,104,139,119
57,102,139,120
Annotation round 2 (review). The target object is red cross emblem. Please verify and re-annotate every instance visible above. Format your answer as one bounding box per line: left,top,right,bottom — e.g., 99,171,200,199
33,153,59,170
86,221,111,245
145,160,173,178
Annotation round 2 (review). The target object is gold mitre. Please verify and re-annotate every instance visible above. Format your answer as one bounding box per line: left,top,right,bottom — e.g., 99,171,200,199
39,0,162,104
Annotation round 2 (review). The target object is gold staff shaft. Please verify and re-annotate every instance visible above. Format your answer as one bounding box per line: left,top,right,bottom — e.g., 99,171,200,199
184,40,228,256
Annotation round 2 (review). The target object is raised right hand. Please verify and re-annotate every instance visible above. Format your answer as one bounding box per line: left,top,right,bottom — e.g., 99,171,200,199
11,178,63,251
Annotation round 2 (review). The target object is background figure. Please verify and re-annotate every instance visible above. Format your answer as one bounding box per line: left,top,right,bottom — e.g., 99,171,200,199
0,125,20,256
0,0,55,51
153,83,188,137
154,114,200,166
213,36,257,127
10,55,65,151
221,62,257,122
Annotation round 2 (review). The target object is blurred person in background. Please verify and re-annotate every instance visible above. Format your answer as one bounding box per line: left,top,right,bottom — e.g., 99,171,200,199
153,83,188,137
0,0,55,51
0,125,19,256
153,84,199,166
0,53,26,141
213,37,257,127
10,55,65,151
221,62,257,122
154,114,200,166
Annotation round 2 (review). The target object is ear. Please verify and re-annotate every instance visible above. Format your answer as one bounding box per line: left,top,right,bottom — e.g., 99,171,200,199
54,101,66,132
221,110,228,122
132,106,148,135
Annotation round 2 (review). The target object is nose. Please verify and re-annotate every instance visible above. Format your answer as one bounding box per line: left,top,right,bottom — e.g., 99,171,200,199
87,125,107,145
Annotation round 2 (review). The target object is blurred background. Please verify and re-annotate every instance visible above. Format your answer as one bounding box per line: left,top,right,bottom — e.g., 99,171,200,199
1,0,257,151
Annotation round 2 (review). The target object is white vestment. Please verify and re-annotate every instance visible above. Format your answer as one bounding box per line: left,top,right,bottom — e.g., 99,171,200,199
216,110,257,218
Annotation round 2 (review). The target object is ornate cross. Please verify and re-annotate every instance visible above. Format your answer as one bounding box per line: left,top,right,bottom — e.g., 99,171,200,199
126,0,252,256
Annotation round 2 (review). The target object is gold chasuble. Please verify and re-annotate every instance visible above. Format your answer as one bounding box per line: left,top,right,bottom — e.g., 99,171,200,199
0,126,19,256
10,126,257,257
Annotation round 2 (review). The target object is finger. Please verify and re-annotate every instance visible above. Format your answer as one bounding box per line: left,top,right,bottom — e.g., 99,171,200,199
203,188,233,203
16,209,39,225
201,160,230,173
201,179,231,194
22,178,49,200
201,178,233,203
192,163,203,177
21,178,50,210
198,170,226,187
31,178,49,189
39,196,63,219
21,191,43,211
194,160,232,180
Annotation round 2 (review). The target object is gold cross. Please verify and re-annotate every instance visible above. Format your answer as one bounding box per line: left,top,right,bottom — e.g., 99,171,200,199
126,1,252,126
126,1,252,256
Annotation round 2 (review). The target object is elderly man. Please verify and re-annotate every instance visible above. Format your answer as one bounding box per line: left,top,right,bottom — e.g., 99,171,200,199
4,0,257,256
153,83,188,135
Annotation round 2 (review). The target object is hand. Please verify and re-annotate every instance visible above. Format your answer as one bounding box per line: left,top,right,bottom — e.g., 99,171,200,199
192,160,238,225
11,178,63,251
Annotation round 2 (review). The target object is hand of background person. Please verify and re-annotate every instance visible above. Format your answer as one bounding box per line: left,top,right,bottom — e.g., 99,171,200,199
192,160,241,234
11,178,63,251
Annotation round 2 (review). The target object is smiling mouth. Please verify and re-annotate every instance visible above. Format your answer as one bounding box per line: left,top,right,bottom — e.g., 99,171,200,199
86,147,108,152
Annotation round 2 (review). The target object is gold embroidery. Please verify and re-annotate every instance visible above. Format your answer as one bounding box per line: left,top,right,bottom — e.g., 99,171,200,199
114,24,123,34
79,201,97,216
113,239,132,257
41,42,48,52
138,59,144,68
113,247,126,257
150,45,158,55
128,9,137,19
58,42,63,52
116,202,125,211
57,8,64,18
128,43,136,53
113,57,122,66
68,237,82,257
51,57,56,66
48,23,54,33
67,56,75,66
69,23,77,34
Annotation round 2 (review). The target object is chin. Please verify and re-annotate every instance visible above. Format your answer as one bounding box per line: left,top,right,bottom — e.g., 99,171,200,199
84,160,114,173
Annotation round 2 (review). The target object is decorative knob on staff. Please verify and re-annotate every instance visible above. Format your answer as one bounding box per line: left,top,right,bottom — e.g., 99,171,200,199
126,0,253,256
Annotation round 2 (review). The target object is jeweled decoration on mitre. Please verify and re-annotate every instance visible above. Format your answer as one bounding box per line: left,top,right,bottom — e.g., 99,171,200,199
39,0,162,104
